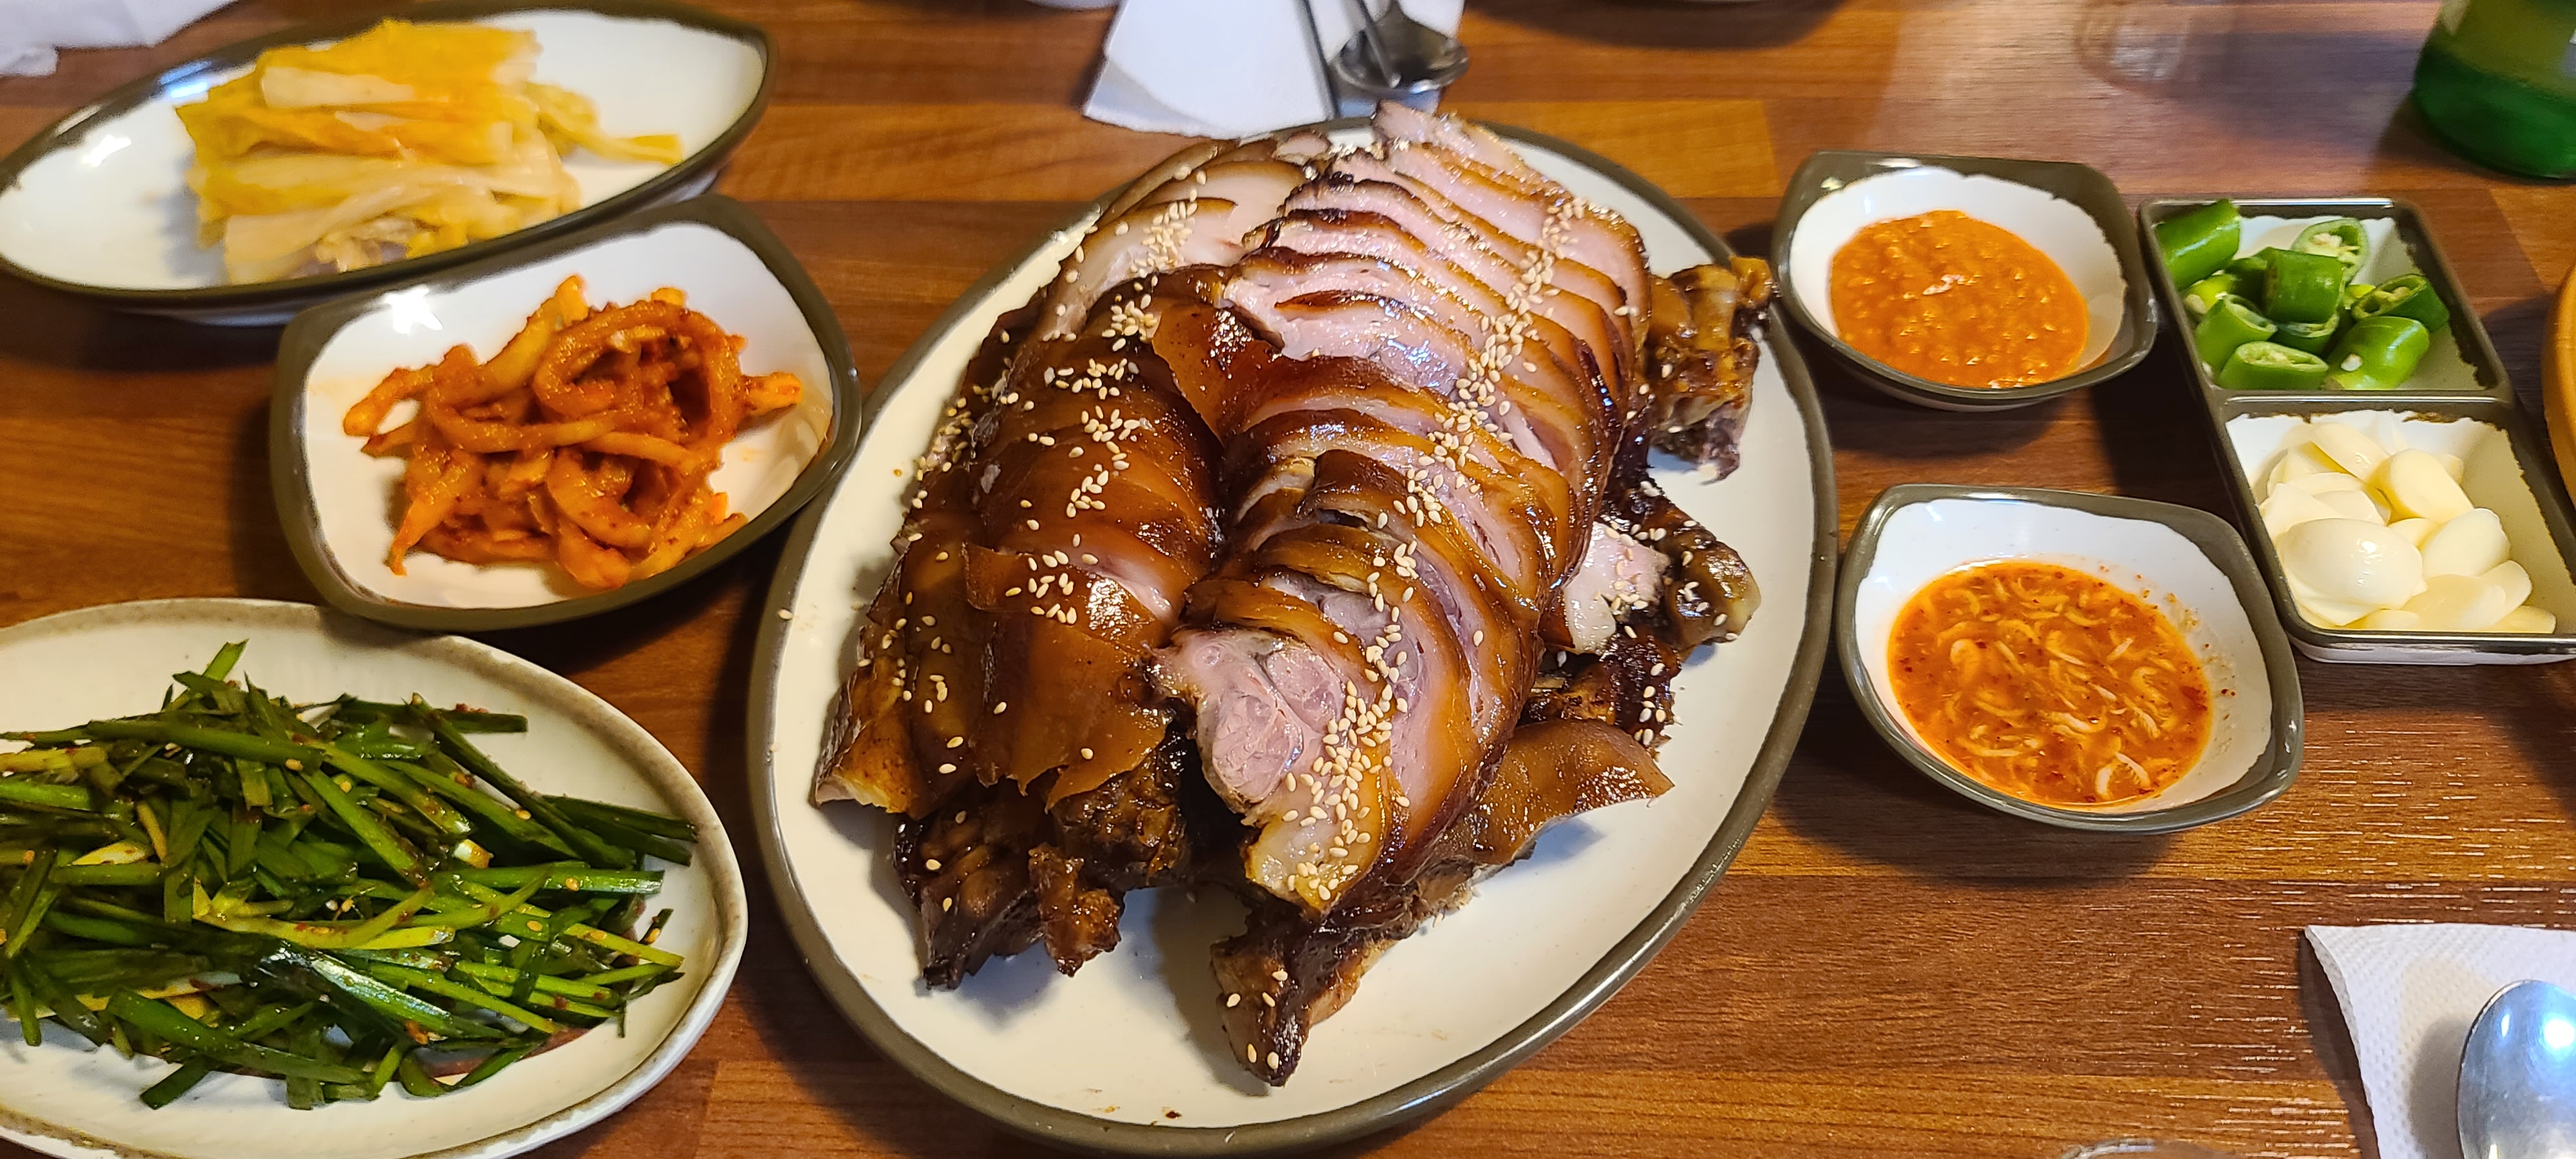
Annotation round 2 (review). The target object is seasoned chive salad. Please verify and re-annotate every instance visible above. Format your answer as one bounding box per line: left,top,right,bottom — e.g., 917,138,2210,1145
0,643,695,1109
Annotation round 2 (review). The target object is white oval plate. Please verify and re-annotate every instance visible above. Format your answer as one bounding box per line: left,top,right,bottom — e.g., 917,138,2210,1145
0,599,747,1159
0,1,769,325
272,196,853,632
746,125,1837,1152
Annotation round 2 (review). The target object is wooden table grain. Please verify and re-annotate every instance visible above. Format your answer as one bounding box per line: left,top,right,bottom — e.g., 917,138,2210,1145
5,1,2573,1155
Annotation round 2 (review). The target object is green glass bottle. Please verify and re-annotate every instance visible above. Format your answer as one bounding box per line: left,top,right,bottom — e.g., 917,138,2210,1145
2414,0,2576,178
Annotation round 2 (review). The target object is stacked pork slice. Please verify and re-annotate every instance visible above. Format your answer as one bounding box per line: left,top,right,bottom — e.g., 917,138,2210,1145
815,105,1772,1082
810,132,1328,979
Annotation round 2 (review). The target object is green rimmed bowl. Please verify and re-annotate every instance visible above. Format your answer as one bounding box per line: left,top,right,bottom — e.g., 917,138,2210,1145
1772,151,2159,411
1836,484,2304,832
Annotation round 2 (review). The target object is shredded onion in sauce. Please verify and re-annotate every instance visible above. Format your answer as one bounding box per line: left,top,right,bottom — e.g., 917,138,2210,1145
1887,561,2212,806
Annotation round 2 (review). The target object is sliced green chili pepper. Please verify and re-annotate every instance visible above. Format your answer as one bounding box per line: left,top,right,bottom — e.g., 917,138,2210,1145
2217,341,2331,391
2264,248,2350,324
2344,281,2377,309
2325,315,2432,390
2273,316,2344,355
2292,217,2369,272
2351,272,2452,334
2193,294,2277,369
2183,270,2245,315
2155,199,2240,287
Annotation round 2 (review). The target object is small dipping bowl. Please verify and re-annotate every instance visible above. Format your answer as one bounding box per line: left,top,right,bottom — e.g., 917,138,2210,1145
1835,484,2305,832
1773,151,2158,411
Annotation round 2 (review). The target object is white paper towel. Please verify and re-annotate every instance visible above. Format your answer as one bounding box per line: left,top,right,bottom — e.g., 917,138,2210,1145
1083,0,1463,138
2307,923,2576,1159
0,0,236,77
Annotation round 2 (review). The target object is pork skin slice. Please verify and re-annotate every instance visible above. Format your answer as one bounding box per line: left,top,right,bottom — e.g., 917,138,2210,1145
817,136,1313,983
1211,716,1670,1084
1643,258,1776,479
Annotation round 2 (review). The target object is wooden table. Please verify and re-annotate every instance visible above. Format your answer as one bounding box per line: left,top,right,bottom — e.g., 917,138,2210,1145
5,0,2573,1154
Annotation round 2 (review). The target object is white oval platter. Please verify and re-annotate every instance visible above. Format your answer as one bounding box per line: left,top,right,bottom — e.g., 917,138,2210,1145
746,124,1836,1153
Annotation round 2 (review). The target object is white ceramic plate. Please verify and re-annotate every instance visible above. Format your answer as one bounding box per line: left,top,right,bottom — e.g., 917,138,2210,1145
746,126,1835,1151
2231,215,2479,391
276,196,844,628
0,599,748,1159
1785,165,2128,372
0,1,770,325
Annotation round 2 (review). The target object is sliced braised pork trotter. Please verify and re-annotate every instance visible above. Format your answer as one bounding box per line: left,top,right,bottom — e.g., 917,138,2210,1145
896,780,1047,988
1598,465,1759,649
1211,717,1669,1084
1643,258,1776,478
1030,738,1199,974
820,133,1314,984
819,106,1774,1075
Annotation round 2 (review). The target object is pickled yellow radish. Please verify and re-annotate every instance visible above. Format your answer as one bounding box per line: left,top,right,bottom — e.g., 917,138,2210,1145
2374,449,2476,523
2277,517,2427,608
2389,517,2438,547
2439,452,2466,482
2495,605,2559,633
2311,422,2389,477
2399,572,2519,631
2260,488,2341,537
2419,508,2510,577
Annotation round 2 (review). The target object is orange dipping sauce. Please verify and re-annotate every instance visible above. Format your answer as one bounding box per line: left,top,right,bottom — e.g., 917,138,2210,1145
1887,561,2211,806
1830,210,2088,388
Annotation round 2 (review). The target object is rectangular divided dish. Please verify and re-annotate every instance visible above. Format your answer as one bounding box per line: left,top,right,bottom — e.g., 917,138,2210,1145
2139,197,2576,663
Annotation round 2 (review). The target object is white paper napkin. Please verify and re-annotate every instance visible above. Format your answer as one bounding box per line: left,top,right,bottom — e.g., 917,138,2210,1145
1083,0,1463,138
2307,923,2576,1159
0,0,236,77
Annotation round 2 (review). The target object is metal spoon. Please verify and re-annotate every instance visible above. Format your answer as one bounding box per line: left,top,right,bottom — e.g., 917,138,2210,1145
2461,979,2576,1159
1329,0,1469,101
